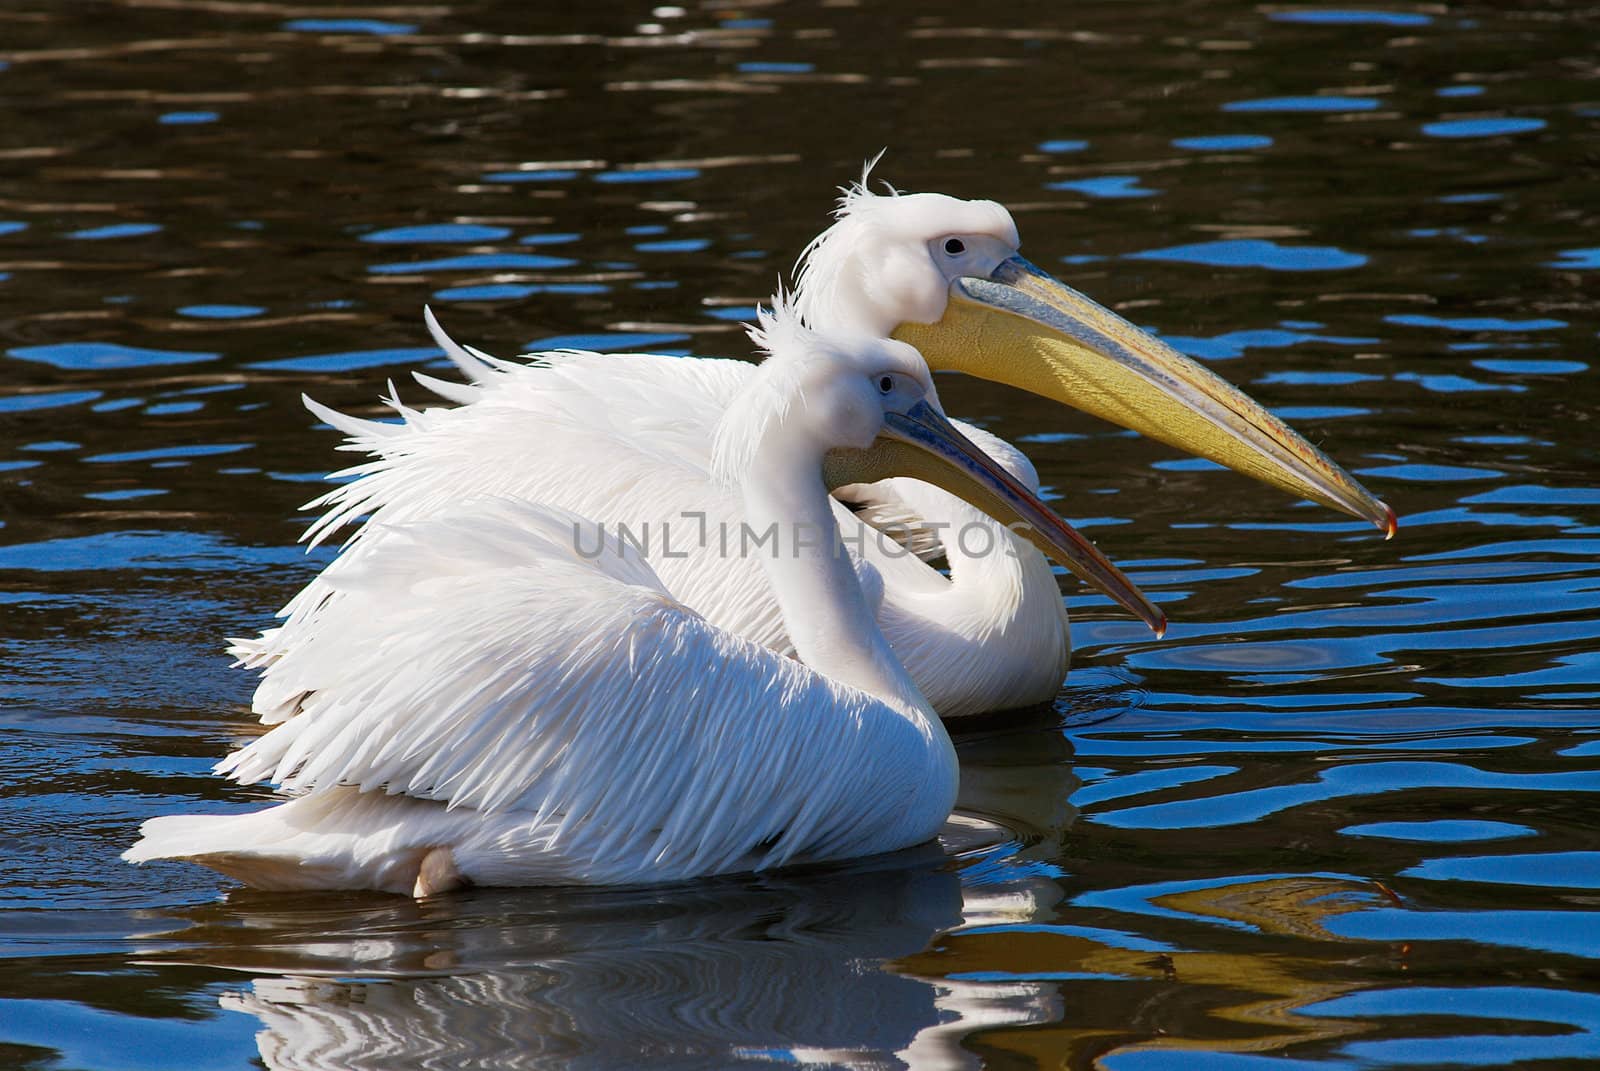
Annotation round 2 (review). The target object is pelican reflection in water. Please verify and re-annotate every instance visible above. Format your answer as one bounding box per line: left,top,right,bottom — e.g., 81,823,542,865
143,837,1385,1068
194,863,1035,1071
133,742,1082,1071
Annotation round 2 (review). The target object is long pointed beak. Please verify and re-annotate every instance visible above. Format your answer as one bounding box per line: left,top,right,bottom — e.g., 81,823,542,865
892,256,1396,538
850,399,1165,637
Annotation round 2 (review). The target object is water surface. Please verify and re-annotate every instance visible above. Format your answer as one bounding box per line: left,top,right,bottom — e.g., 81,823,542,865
2,2,1598,1067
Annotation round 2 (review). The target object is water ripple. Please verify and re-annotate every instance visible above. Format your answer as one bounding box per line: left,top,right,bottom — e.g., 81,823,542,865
1224,95,1381,113
8,342,218,370
1130,239,1367,271
1089,761,1600,830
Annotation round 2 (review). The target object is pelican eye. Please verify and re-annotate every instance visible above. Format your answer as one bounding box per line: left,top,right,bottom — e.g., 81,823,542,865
943,238,965,256
878,375,894,394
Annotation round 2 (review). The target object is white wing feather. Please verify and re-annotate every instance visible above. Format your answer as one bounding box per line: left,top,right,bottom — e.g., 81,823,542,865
217,497,944,885
297,349,748,556
234,344,874,721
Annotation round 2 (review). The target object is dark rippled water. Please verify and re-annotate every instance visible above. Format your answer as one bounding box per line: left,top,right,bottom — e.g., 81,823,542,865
3,2,1598,1067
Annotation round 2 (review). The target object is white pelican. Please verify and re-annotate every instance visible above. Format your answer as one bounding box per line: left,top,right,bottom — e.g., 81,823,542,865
236,170,1391,719
124,304,1148,895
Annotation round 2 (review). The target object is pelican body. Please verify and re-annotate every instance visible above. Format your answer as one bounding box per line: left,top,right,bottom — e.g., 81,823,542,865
234,170,1391,722
124,308,1139,894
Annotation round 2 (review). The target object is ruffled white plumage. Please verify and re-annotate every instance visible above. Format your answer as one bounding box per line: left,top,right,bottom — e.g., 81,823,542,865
232,345,806,722
127,307,964,894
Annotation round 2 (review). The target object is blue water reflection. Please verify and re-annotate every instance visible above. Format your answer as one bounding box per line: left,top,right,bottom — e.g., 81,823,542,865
1423,117,1548,138
369,252,577,274
248,346,441,373
435,282,609,301
0,390,102,412
0,999,256,1071
1224,95,1380,113
1269,10,1433,26
177,305,263,319
0,529,314,572
281,18,416,35
1464,484,1600,506
528,331,690,352
1165,327,1374,360
84,443,252,465
1340,819,1538,842
1386,313,1566,331
1048,176,1158,199
67,223,163,240
1327,908,1600,959
636,238,712,252
1393,370,1521,394
484,169,580,183
1171,134,1273,150
1130,239,1367,271
362,224,513,243
158,110,219,125
739,61,814,74
1309,988,1600,1067
1088,762,1600,830
596,168,701,184
8,342,218,369
1402,850,1600,888
1472,357,1587,374
1549,247,1600,269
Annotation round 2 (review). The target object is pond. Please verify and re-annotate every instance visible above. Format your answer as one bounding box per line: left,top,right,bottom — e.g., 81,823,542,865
2,1,1598,1067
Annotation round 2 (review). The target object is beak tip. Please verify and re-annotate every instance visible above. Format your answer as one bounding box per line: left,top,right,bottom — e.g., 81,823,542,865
1380,503,1397,541
1152,612,1168,640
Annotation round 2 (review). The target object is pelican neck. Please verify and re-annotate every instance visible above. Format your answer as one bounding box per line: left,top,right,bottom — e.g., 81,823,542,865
737,441,932,719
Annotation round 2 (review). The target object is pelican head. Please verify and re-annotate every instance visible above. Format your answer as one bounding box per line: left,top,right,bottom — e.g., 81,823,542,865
795,169,1394,537
721,299,1163,635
